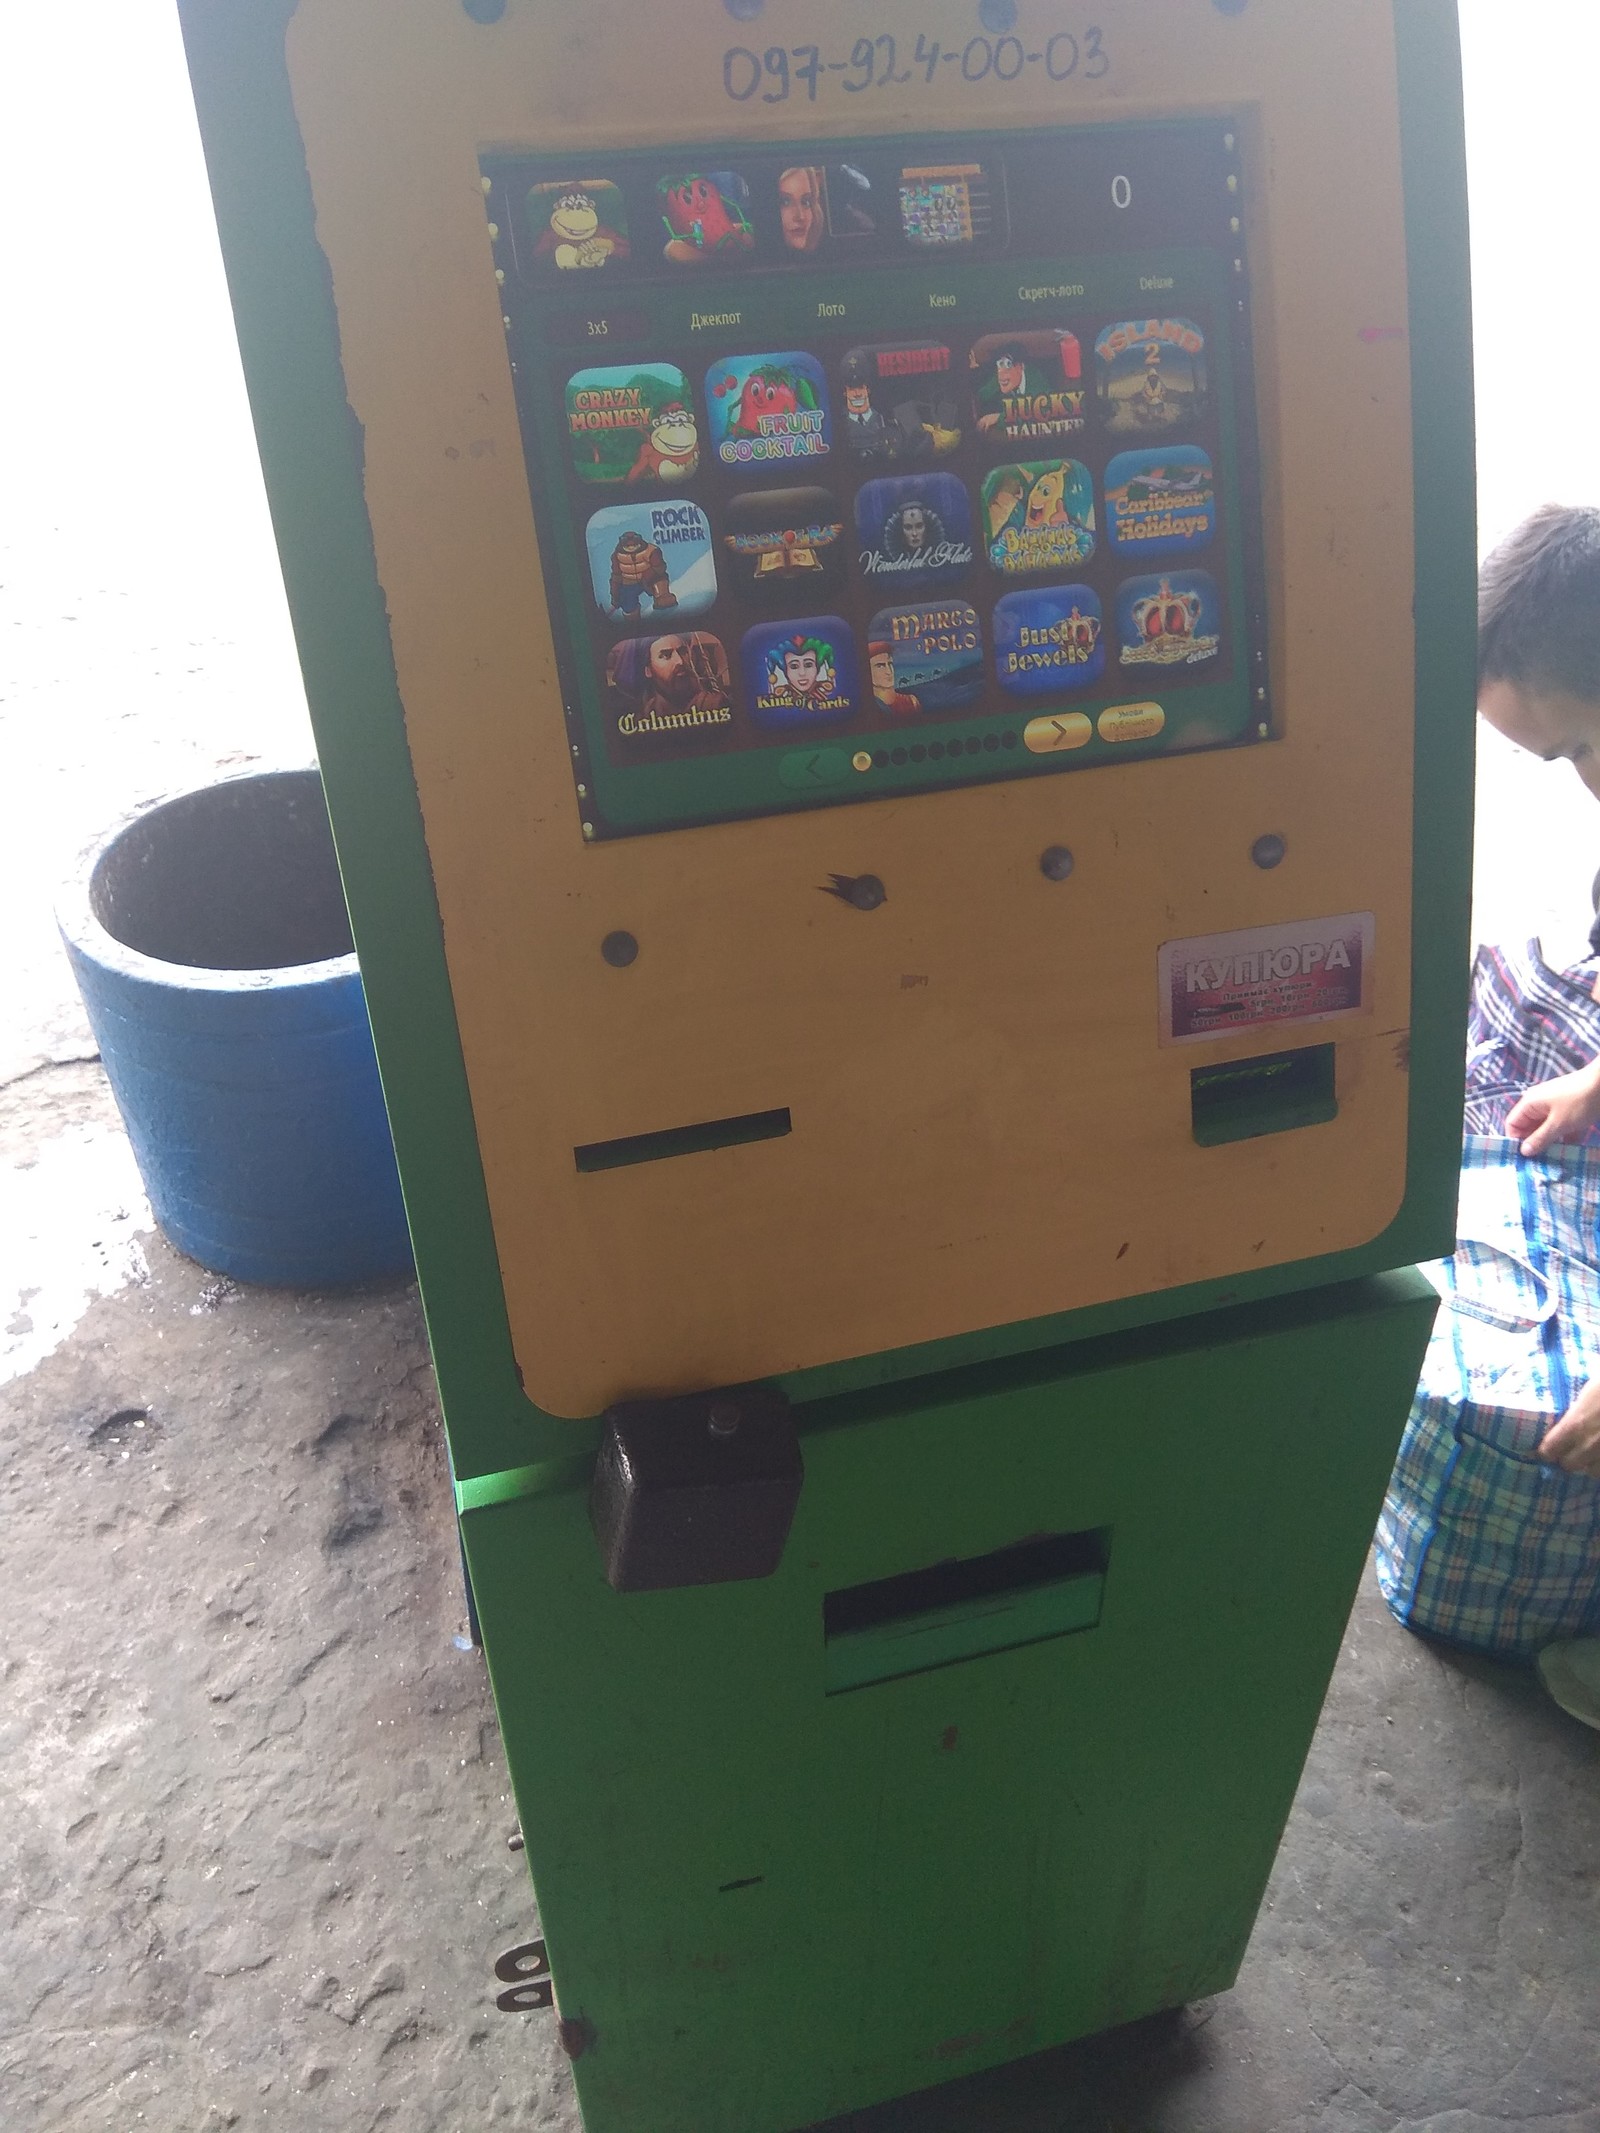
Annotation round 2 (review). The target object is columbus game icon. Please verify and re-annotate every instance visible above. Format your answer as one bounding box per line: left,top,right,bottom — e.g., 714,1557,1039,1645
603,631,733,746
705,353,831,468
855,472,974,590
657,171,755,263
564,364,699,485
1095,319,1209,435
526,180,630,272
992,585,1106,696
867,602,984,717
584,501,717,623
969,332,1086,445
1115,571,1222,669
740,617,859,733
840,344,961,464
1104,448,1216,557
981,460,1096,576
721,487,846,598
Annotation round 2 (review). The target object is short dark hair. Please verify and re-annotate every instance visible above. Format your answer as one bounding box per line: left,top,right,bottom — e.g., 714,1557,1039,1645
1479,504,1600,702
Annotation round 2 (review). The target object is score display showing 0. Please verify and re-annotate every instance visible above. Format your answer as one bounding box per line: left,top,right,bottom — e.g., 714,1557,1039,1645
722,27,1111,104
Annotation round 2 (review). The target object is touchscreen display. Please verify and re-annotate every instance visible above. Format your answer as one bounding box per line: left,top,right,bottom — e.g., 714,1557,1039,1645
487,123,1267,840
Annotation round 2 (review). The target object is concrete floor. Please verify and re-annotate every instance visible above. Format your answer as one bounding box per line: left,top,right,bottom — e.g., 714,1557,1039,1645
4,4,1600,2129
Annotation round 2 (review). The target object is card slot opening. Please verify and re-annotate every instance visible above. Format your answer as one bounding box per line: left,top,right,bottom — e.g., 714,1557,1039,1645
574,1107,792,1173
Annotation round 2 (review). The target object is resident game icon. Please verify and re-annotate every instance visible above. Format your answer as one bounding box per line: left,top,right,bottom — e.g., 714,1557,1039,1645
969,332,1086,446
1095,319,1209,434
774,161,878,251
840,344,961,464
866,603,984,717
992,585,1106,695
564,364,699,486
740,617,860,732
1104,448,1217,557
656,170,755,263
981,461,1096,576
603,630,734,746
854,472,974,591
526,180,630,272
897,162,999,247
704,353,831,468
1115,571,1222,668
584,501,717,623
721,487,846,598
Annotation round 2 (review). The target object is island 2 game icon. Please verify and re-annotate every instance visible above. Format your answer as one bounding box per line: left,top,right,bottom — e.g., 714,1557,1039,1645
604,630,733,747
1104,448,1216,557
840,344,962,465
969,332,1086,445
992,585,1106,695
584,501,717,623
705,353,832,468
1115,571,1222,669
855,472,974,591
867,602,985,717
721,487,846,598
526,180,630,273
656,170,755,263
981,461,1097,576
565,364,699,486
1095,319,1209,434
740,617,860,732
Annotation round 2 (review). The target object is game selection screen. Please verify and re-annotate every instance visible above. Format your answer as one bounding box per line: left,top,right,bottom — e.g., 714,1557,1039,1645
485,123,1268,839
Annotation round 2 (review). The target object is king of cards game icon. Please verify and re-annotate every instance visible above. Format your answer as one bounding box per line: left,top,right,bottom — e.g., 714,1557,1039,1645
840,344,962,464
740,618,859,733
656,170,755,262
705,353,831,468
969,332,1086,446
1104,449,1216,557
854,472,974,590
992,585,1106,695
1095,319,1209,435
981,461,1096,576
565,364,699,486
526,181,630,273
722,487,846,599
867,603,984,717
1115,571,1222,669
585,500,717,623
603,630,733,746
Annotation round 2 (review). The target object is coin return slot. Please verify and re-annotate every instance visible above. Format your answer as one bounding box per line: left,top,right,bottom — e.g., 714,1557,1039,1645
575,1107,792,1173
823,1528,1110,1695
1189,1043,1337,1147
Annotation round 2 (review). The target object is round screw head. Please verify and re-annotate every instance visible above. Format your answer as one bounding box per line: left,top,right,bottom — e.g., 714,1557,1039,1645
1039,846,1075,882
1251,833,1287,871
707,1402,743,1439
601,930,638,967
845,874,886,910
463,0,507,20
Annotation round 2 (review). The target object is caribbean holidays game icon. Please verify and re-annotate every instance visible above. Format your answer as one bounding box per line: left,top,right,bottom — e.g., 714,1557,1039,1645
992,585,1106,695
840,344,962,465
721,487,846,598
854,472,974,591
969,332,1086,446
657,171,755,263
565,364,699,486
603,631,733,747
526,181,630,272
982,461,1096,576
1096,319,1208,435
867,603,985,717
740,617,860,733
1114,571,1222,669
584,501,717,623
1104,448,1216,557
705,353,831,469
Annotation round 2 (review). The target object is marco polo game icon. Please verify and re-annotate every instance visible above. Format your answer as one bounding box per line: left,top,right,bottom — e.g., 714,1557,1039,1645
1095,318,1209,434
969,332,1086,446
705,353,831,468
657,170,755,263
1105,448,1216,557
740,617,860,733
564,364,699,486
867,603,984,717
722,487,846,599
603,631,733,748
982,460,1096,576
854,473,974,591
526,180,629,273
840,344,961,465
992,585,1106,695
584,501,717,623
1115,571,1222,669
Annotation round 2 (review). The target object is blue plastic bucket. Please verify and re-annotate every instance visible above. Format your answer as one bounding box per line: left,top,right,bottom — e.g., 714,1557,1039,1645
57,767,413,1287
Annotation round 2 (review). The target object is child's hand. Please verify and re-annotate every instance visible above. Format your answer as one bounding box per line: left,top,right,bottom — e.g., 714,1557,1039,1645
1541,1378,1600,1477
1505,1057,1600,1156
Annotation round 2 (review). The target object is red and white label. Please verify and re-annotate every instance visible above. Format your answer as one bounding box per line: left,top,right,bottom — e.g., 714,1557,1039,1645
1158,913,1375,1045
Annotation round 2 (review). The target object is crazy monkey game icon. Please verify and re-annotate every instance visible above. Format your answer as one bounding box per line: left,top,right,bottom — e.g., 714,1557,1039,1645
564,364,699,486
656,170,755,263
739,617,860,732
604,630,733,747
526,181,629,273
969,332,1086,446
584,501,717,623
1096,319,1209,435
